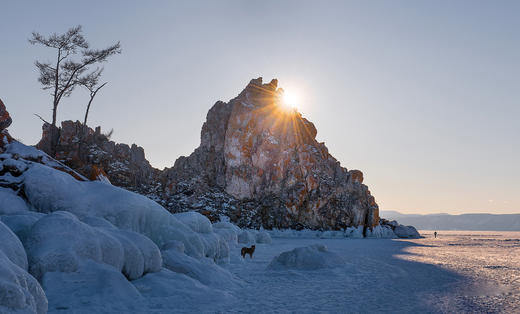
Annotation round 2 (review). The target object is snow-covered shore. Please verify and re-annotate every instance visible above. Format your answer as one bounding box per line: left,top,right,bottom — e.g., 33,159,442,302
1,138,518,313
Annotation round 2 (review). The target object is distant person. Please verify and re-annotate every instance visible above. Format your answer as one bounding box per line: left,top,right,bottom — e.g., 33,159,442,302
434,231,437,238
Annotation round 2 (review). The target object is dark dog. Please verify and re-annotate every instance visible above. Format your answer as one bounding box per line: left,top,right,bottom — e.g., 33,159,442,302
241,245,255,259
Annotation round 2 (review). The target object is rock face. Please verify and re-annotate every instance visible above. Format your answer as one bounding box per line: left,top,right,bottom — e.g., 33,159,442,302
36,121,158,191
159,78,379,231
0,99,12,130
33,78,380,232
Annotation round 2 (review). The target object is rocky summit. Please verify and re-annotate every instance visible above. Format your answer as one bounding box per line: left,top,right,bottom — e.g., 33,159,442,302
160,78,379,231
36,78,380,232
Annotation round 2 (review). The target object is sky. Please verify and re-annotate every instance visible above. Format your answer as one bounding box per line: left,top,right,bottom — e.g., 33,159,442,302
1,1,518,215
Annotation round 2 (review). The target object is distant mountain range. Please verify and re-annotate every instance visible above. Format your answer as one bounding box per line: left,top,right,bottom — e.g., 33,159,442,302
381,210,520,231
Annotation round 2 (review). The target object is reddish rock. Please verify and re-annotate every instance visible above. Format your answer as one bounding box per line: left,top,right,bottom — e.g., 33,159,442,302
37,120,156,188
0,99,12,130
349,170,364,184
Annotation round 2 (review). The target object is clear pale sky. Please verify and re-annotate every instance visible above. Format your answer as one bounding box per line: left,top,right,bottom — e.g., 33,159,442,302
1,1,518,214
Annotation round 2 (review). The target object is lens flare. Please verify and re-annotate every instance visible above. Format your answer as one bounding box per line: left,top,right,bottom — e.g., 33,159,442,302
282,91,299,110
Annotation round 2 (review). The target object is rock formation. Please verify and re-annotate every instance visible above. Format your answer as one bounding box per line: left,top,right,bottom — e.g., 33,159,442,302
36,121,158,191
160,78,379,231
0,99,12,130
35,78,380,232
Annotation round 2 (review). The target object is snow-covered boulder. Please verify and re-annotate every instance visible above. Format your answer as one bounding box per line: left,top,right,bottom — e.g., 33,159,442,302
393,225,421,239
0,212,45,244
0,220,47,314
174,211,213,234
365,225,397,238
255,231,272,244
24,211,161,281
42,260,146,314
213,221,240,246
0,187,29,215
0,251,48,314
238,230,256,244
21,163,207,259
0,220,27,270
267,244,345,271
174,212,230,261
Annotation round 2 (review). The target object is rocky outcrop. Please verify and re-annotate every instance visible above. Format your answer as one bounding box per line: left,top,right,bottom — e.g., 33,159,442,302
0,99,12,130
380,218,421,239
159,78,379,231
36,121,158,191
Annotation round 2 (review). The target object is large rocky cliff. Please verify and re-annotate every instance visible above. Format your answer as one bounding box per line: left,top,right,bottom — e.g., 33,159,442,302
36,78,380,232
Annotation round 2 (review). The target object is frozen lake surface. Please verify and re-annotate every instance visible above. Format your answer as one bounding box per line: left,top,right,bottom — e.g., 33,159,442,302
213,231,520,313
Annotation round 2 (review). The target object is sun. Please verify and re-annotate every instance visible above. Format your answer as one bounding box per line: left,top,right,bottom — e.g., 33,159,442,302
281,91,299,111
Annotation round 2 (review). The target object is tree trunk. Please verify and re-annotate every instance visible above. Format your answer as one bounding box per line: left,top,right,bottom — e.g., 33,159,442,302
83,97,94,126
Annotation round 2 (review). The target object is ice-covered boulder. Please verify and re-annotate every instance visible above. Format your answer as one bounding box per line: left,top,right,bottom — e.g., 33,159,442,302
0,220,46,314
0,251,48,314
0,212,45,244
365,225,397,238
238,230,256,244
21,162,206,259
267,244,345,270
24,211,161,281
174,211,213,234
42,260,146,314
255,231,272,244
212,221,240,246
0,187,30,215
0,220,27,270
393,225,420,239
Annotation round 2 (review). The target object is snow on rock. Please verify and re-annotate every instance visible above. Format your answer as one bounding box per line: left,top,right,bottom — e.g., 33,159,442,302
393,225,421,239
212,221,240,246
267,244,345,271
0,221,47,314
0,251,48,314
0,188,30,215
24,211,161,281
255,230,272,244
238,230,256,244
174,211,213,234
0,220,28,271
42,260,146,314
174,211,231,261
21,162,206,259
0,212,45,244
365,225,397,238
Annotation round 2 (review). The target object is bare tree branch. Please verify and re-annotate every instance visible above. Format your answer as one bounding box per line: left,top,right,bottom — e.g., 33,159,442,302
34,113,50,125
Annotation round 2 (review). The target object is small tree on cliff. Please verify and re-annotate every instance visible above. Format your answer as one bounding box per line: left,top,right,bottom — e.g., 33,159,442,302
29,25,120,138
78,68,108,127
